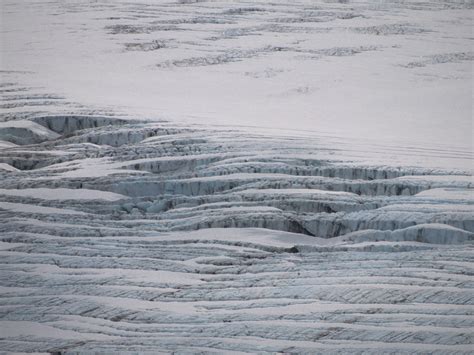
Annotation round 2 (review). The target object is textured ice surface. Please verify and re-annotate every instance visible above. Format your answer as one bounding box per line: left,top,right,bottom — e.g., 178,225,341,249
1,0,473,353
0,112,472,353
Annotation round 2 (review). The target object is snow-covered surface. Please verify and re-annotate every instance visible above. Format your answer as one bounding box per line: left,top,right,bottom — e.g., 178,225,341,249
0,188,128,201
0,120,60,144
415,188,474,201
1,0,473,353
2,0,473,164
0,163,19,172
0,202,88,215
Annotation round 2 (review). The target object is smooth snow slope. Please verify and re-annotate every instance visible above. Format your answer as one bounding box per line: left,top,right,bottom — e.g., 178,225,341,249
1,0,473,154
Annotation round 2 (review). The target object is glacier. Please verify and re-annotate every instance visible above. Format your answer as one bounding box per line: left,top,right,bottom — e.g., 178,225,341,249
1,0,473,353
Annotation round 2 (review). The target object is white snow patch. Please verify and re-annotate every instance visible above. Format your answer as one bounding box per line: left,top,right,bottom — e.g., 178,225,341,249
415,188,474,201
0,321,115,340
0,188,127,201
0,202,88,215
0,163,19,172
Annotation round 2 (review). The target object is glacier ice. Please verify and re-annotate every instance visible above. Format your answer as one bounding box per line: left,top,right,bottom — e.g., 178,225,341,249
1,0,473,353
1,112,472,353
